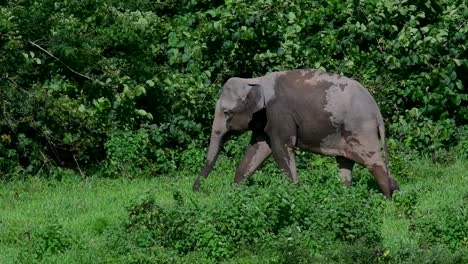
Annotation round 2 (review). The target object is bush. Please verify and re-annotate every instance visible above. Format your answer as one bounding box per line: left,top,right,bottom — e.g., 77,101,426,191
104,128,151,177
411,205,468,251
455,125,468,159
390,108,458,152
0,142,22,180
106,178,385,261
17,223,74,263
389,244,468,264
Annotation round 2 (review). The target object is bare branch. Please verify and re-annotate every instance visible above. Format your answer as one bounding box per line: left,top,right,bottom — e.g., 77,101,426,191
73,155,85,178
7,76,33,96
29,40,107,86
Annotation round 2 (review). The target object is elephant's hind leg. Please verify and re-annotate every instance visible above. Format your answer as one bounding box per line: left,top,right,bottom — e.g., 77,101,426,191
368,164,391,198
336,156,354,187
349,154,393,198
343,137,395,198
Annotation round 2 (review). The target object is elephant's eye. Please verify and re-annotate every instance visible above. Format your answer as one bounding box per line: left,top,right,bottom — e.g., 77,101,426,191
223,109,231,116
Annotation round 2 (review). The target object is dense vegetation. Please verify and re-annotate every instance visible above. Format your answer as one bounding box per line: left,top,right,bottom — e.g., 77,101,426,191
0,0,467,263
1,148,467,263
1,0,467,177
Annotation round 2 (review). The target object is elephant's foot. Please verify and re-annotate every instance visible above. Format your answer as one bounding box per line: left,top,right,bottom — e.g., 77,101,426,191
192,180,201,191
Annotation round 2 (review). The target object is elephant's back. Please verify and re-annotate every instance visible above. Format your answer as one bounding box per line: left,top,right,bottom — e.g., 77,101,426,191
270,69,382,155
272,69,379,116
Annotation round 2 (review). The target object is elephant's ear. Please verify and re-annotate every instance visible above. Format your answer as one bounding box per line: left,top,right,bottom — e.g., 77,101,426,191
246,83,265,110
235,82,260,103
222,78,264,111
247,73,278,107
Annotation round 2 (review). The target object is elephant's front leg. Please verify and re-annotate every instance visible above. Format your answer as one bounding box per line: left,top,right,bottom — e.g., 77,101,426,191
234,141,271,183
270,134,298,184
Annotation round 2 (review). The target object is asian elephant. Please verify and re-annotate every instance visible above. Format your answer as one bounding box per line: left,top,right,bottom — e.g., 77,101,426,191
192,69,400,199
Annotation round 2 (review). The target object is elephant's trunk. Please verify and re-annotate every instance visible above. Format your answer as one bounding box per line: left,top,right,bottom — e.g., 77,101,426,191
193,103,227,191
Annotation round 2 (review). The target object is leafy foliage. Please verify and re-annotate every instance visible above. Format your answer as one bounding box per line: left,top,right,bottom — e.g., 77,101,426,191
1,0,467,176
17,223,74,263
1,148,467,263
106,177,385,261
411,204,468,250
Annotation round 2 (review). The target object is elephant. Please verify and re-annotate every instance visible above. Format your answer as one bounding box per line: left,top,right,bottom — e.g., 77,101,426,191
192,69,400,199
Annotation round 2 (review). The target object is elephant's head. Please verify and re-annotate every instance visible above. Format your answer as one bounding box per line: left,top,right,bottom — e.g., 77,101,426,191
192,76,275,191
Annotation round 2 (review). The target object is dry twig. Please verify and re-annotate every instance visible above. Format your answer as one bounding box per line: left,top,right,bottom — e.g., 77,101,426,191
29,40,107,86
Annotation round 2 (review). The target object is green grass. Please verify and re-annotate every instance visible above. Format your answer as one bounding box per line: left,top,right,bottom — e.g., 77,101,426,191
0,152,467,263
381,158,468,255
0,175,190,263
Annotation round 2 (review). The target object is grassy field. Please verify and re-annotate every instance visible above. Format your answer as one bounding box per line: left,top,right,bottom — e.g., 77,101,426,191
1,149,467,263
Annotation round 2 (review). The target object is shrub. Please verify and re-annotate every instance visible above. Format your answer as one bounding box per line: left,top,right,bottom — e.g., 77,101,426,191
390,244,468,264
17,223,74,263
411,204,468,251
0,142,22,180
390,108,458,153
106,178,385,261
455,125,468,159
104,128,151,177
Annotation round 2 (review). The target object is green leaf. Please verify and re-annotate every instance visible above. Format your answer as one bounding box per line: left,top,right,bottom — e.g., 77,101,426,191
78,104,86,113
136,109,148,116
168,32,178,47
451,96,461,106
344,60,354,68
287,12,296,23
206,9,217,17
450,71,457,80
135,85,146,97
123,85,132,98
146,80,155,87
63,133,73,144
136,109,153,120
420,26,429,34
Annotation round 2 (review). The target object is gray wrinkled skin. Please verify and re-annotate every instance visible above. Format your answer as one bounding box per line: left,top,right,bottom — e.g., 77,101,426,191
193,69,400,199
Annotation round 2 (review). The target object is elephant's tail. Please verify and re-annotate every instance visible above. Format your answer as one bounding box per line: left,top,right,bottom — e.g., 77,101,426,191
377,117,390,173
377,116,401,197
